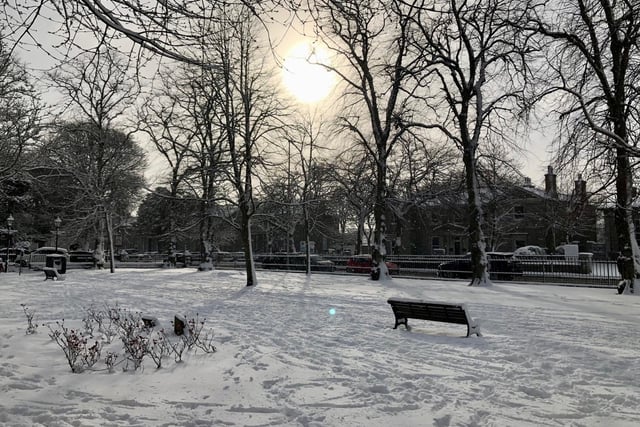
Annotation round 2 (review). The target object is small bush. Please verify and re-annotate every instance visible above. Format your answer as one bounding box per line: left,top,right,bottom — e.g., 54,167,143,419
113,309,148,371
122,333,148,371
176,313,217,354
47,321,101,373
33,304,216,373
147,332,170,369
20,304,38,335
162,330,188,363
104,351,119,373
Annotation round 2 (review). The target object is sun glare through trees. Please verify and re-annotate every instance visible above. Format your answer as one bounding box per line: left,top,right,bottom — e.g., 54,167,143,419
2,0,640,288
282,41,335,104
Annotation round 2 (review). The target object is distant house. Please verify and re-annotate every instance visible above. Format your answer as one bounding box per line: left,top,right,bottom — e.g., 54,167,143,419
599,193,640,259
393,166,598,256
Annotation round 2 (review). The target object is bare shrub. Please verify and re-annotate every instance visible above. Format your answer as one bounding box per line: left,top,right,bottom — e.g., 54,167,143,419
47,321,101,373
174,314,217,354
20,304,38,335
147,332,170,369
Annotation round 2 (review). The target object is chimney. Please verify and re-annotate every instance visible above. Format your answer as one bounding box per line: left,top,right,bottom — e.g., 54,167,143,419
574,174,587,203
545,165,558,198
524,177,533,187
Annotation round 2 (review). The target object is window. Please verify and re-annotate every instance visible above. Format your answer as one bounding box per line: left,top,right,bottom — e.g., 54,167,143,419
514,206,524,219
454,237,461,254
432,237,440,249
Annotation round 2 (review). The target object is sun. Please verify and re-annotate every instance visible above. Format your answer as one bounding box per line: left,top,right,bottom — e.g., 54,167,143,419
282,42,335,104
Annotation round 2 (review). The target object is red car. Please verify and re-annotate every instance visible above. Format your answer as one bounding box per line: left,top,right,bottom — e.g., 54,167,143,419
345,255,399,275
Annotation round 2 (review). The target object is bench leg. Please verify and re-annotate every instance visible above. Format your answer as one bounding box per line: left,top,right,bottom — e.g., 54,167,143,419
467,323,482,337
394,317,409,330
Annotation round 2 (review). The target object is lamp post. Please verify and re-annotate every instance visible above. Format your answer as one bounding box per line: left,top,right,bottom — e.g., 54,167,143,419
6,214,13,273
54,216,62,251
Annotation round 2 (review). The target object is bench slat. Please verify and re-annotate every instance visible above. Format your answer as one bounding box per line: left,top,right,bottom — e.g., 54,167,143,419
388,297,481,337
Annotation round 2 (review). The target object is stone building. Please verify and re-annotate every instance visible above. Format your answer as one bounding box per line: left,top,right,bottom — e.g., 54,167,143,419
395,166,598,256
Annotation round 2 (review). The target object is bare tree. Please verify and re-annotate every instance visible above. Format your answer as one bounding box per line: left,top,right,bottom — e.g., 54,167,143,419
204,5,285,286
46,48,143,271
42,122,146,271
308,0,420,279
138,91,196,265
138,60,230,269
523,0,640,283
284,111,331,274
259,172,300,252
404,0,531,286
475,141,527,251
1,1,291,66
0,33,41,189
386,133,459,254
49,48,138,129
329,150,377,255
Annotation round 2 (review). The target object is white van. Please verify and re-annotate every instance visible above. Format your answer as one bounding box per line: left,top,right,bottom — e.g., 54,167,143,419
28,247,69,270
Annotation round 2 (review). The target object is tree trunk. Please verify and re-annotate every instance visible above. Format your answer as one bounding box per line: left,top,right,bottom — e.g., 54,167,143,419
356,212,365,255
240,206,256,287
371,153,389,280
198,199,214,271
287,224,296,253
105,211,115,273
463,144,490,286
95,213,106,269
303,200,311,275
615,148,640,270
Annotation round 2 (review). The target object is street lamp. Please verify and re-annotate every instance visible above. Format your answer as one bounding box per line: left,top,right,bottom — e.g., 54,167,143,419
6,214,13,274
54,216,62,251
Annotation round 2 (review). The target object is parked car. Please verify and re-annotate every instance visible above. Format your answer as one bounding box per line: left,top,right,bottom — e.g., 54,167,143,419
215,251,245,263
122,252,153,262
69,250,95,266
118,248,151,261
437,252,523,280
230,252,245,261
345,255,399,275
514,245,547,257
261,254,336,272
28,247,69,269
0,248,30,267
69,250,94,262
175,251,193,266
253,253,269,264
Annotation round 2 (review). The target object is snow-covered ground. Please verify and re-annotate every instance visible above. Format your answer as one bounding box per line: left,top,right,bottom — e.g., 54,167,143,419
0,268,638,426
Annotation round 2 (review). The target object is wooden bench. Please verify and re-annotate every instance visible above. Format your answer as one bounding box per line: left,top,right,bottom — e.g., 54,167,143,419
43,267,63,281
387,298,481,337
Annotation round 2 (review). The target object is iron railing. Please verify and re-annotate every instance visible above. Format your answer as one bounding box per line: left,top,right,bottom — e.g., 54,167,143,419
325,254,621,288
28,251,623,288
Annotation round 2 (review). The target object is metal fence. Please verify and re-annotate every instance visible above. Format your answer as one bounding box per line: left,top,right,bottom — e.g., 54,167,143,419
191,253,624,288
324,254,622,288
26,251,623,288
506,255,620,287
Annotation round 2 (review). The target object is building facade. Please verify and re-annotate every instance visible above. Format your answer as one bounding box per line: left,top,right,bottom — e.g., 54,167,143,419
395,167,599,256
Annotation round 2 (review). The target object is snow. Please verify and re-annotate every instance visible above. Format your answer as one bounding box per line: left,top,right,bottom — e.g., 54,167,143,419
1,268,639,426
